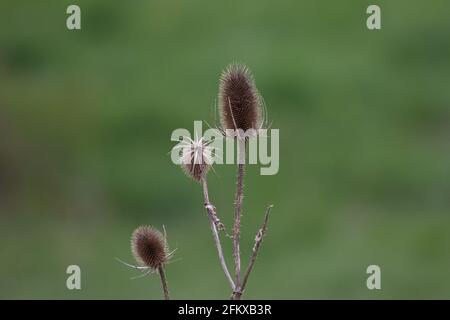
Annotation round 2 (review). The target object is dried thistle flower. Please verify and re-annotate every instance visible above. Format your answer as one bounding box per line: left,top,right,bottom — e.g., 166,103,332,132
219,64,263,133
180,136,213,182
131,226,169,270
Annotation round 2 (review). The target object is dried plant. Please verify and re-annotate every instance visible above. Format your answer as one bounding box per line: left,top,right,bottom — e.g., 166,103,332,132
217,63,272,299
131,226,171,299
118,226,173,300
179,63,272,299
180,136,212,182
131,226,169,271
119,63,272,300
219,64,263,132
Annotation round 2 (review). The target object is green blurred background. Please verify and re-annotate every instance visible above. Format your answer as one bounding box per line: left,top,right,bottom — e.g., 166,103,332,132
1,0,450,299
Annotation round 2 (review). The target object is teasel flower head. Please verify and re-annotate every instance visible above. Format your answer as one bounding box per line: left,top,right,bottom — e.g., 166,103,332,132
218,64,264,135
179,135,214,182
131,226,170,270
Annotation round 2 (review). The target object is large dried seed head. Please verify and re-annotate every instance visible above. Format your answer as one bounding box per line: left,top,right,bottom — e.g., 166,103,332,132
219,64,262,133
131,226,168,270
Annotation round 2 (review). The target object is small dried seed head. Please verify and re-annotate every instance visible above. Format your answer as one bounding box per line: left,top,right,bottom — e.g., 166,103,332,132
131,226,168,270
219,64,262,133
180,137,212,182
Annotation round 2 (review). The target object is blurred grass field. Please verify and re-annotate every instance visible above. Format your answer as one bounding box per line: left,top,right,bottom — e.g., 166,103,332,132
1,0,450,299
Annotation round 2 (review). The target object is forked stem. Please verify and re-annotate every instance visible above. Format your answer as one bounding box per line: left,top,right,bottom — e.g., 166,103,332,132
231,205,272,300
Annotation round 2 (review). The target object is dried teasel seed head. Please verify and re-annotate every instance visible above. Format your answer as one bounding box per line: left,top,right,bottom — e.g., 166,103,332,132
180,136,213,182
219,64,263,134
131,226,169,270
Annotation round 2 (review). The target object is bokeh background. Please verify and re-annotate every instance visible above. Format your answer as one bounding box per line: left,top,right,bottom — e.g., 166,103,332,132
1,0,450,299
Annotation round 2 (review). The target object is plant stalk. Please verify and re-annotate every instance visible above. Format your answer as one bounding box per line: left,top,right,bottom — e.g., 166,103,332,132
202,178,236,291
232,138,246,299
158,266,170,300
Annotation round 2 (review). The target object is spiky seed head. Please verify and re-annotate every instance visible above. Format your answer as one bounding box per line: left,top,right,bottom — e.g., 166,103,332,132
180,136,212,182
219,64,262,133
131,226,168,270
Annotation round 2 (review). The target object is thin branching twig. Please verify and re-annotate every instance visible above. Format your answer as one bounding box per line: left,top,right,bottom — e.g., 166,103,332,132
231,205,272,300
241,205,272,290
